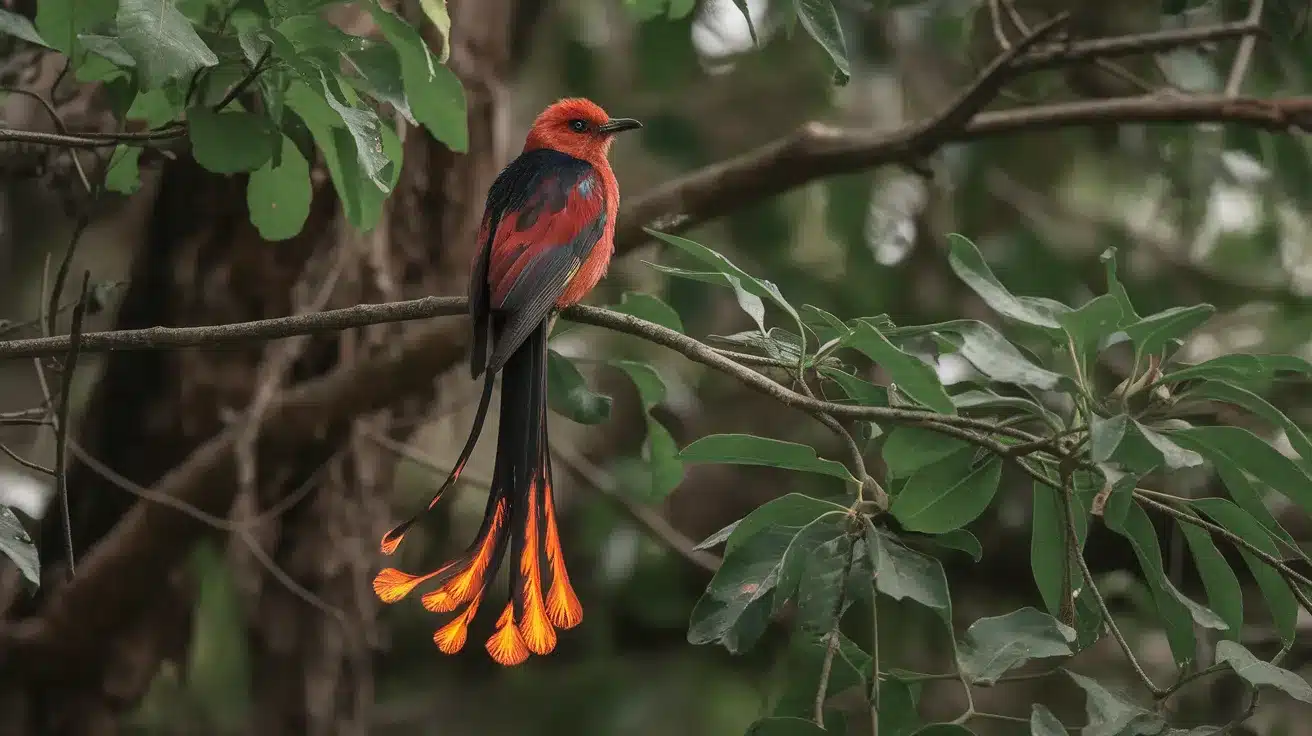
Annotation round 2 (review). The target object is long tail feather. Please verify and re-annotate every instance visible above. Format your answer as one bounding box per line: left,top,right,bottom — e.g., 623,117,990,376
379,373,496,555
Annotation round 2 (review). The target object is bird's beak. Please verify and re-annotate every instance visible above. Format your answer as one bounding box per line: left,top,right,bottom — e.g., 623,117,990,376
598,118,642,134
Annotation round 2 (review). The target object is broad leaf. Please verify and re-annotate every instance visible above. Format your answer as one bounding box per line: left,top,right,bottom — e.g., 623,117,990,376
103,145,143,195
247,135,312,241
1185,380,1312,467
1122,304,1214,360
1058,294,1124,374
547,350,611,424
36,0,116,55
1031,704,1067,736
1179,522,1244,639
891,449,1002,534
418,0,451,62
189,108,279,174
1134,421,1203,470
645,263,768,335
117,0,219,88
647,229,801,336
1089,414,1128,463
0,506,38,587
769,632,868,720
820,368,889,407
0,8,50,47
1191,497,1299,644
865,523,951,623
846,321,955,414
1104,502,1204,663
1159,352,1312,386
933,320,1065,391
697,492,846,556
366,4,467,151
793,0,850,84
679,434,856,483
946,234,1067,330
1170,426,1312,517
794,533,857,633
1100,248,1139,322
1067,671,1165,736
608,292,684,334
880,427,968,478
956,607,1075,684
79,34,135,66
879,676,924,736
919,529,983,562
951,389,1061,427
1215,640,1312,703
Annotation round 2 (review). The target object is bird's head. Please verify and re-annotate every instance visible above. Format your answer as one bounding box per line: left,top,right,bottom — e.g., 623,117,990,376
523,98,642,163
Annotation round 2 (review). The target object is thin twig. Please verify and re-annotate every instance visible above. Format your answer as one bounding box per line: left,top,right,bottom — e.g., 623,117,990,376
51,273,91,576
0,443,54,476
213,44,273,112
1225,0,1266,97
814,536,858,727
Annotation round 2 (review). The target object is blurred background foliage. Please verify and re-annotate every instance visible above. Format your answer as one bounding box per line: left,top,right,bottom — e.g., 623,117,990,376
2,0,1311,734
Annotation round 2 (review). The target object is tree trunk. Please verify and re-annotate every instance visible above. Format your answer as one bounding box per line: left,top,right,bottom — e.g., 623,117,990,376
0,1,530,733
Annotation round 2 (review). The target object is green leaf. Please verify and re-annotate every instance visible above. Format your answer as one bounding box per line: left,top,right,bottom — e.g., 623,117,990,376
610,360,683,499
769,632,868,720
1134,420,1204,470
951,389,1060,427
117,0,219,89
801,304,850,343
688,515,843,652
946,233,1067,330
846,321,955,414
794,534,857,633
607,292,684,334
956,607,1075,684
1159,353,1312,386
679,434,857,483
646,229,801,336
920,529,982,562
103,145,143,195
1179,522,1244,639
1100,248,1139,322
820,368,889,407
1170,425,1312,517
698,492,846,555
1057,294,1124,371
929,320,1065,391
1172,434,1299,549
78,34,135,66
547,349,611,425
646,263,768,335
709,328,806,363
879,677,924,736
746,717,828,736
418,0,451,63
1215,640,1312,703
793,0,850,85
865,523,951,623
36,0,116,55
0,506,38,587
1031,476,1102,645
1104,502,1203,663
247,135,311,241
891,449,1002,534
0,8,50,47
1184,380,1312,468
366,4,467,152
343,45,415,126
188,108,278,174
610,359,666,409
1090,414,1128,464
1067,671,1165,736
880,427,968,478
1121,304,1214,360
1190,497,1299,644
1031,704,1066,736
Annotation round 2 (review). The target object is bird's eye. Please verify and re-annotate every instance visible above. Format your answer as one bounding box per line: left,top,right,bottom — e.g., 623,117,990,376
568,119,588,133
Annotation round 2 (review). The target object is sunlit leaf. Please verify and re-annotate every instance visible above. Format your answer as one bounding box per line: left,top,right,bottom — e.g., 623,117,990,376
946,233,1067,331
793,0,850,84
247,134,312,240
0,8,50,47
1121,304,1214,360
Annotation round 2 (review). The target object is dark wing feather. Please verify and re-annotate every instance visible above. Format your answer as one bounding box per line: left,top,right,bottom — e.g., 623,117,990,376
468,149,606,377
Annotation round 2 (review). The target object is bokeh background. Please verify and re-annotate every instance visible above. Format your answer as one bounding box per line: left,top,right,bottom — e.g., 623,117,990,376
1,0,1310,734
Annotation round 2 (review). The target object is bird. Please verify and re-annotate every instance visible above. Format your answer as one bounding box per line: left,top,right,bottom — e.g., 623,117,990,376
371,98,641,666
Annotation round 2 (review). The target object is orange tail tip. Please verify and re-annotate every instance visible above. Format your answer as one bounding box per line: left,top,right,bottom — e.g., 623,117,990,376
433,592,485,654
486,603,531,666
546,581,583,630
518,601,558,656
380,520,413,555
373,568,434,604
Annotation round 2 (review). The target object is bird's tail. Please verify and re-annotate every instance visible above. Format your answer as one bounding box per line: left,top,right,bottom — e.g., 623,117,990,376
372,319,582,666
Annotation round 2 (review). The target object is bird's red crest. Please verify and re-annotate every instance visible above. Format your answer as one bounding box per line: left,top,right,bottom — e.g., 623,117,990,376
524,97,621,163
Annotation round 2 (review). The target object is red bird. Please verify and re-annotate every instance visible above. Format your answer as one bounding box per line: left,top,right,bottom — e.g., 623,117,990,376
371,98,641,666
